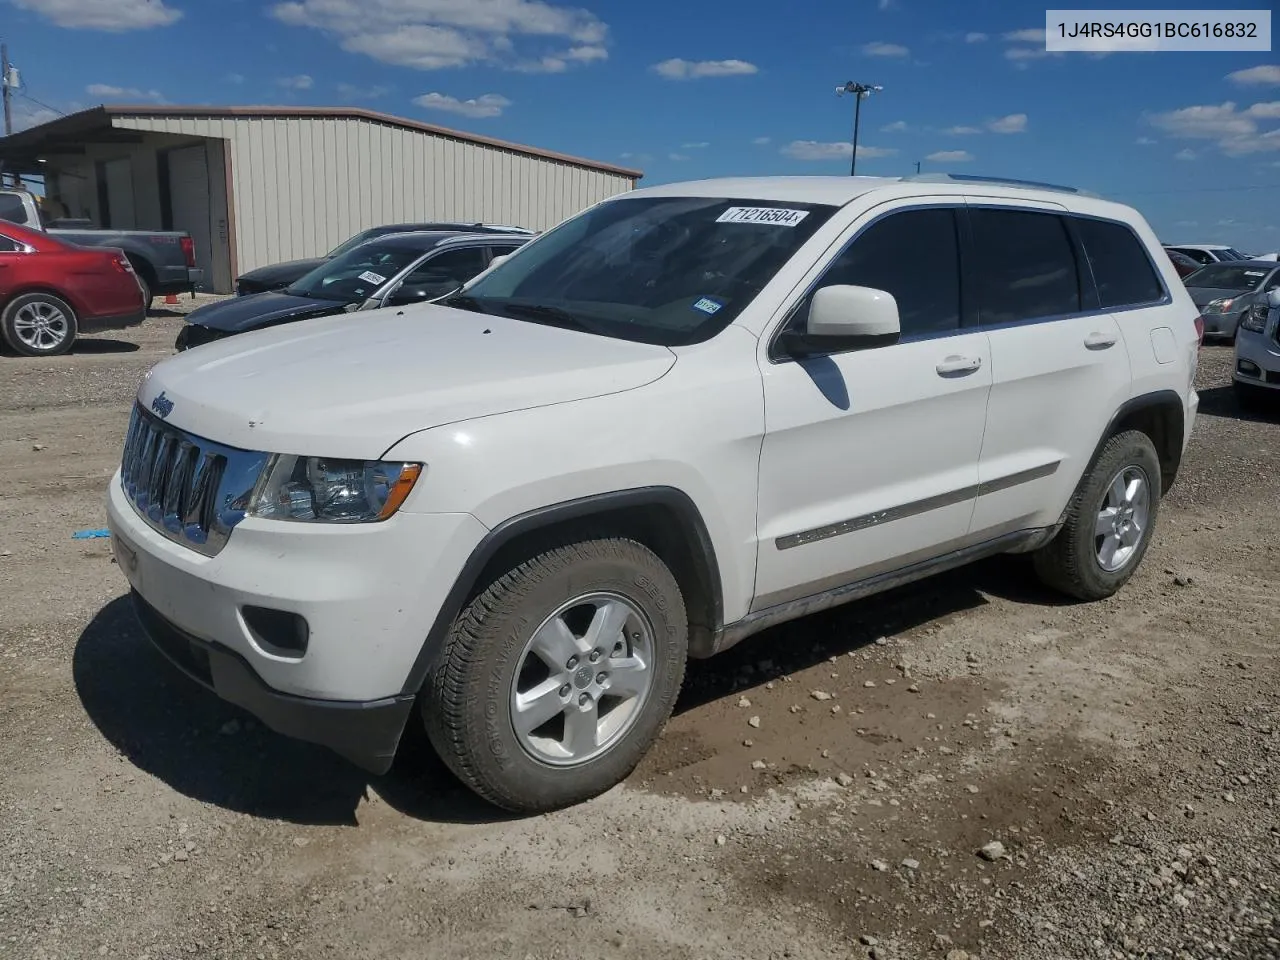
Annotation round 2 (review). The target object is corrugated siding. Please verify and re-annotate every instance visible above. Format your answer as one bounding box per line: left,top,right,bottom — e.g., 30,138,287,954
115,114,635,274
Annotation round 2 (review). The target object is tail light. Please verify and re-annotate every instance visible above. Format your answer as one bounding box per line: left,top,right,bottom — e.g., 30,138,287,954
111,254,134,274
180,236,196,268
1193,316,1205,344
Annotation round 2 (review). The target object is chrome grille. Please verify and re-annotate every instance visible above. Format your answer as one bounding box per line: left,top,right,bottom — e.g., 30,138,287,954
120,405,269,556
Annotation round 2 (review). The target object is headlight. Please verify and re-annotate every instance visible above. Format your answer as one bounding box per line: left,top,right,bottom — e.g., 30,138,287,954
1241,302,1271,334
1202,297,1236,315
249,456,422,522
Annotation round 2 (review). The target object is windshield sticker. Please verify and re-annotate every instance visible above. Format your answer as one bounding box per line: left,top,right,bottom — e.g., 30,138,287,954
716,206,811,227
692,297,724,315
358,270,387,285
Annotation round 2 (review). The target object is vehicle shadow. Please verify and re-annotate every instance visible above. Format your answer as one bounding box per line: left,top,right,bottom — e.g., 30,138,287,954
71,338,141,355
72,596,516,827
677,552,1067,713
74,555,1068,825
1196,384,1279,423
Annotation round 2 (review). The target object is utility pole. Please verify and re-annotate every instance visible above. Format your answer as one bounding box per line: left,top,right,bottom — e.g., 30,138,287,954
2,44,12,138
835,81,883,177
914,160,922,174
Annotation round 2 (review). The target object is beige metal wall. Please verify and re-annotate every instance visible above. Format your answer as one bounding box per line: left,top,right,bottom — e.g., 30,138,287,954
113,114,636,276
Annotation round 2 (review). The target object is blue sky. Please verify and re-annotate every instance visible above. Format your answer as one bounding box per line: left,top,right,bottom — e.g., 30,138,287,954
6,0,1280,252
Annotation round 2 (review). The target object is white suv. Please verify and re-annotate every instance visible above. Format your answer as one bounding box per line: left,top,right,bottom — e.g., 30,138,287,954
105,174,1200,812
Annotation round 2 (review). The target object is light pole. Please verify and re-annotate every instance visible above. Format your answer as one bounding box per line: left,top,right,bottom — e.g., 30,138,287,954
835,81,883,177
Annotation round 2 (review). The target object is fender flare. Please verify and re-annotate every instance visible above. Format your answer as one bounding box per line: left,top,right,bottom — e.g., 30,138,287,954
400,486,725,695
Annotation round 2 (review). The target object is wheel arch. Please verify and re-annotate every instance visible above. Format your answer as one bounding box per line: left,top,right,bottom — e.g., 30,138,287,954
2,286,83,319
1092,390,1186,496
400,486,725,696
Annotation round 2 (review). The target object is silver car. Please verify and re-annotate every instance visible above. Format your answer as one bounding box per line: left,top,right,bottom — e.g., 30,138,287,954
1185,260,1280,342
1234,288,1280,408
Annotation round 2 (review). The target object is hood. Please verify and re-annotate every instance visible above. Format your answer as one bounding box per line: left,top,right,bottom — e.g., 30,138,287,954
236,257,328,288
1188,286,1256,309
186,290,347,333
138,305,677,459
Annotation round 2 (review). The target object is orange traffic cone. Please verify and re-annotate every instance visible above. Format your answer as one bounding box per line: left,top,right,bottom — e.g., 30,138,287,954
165,294,179,305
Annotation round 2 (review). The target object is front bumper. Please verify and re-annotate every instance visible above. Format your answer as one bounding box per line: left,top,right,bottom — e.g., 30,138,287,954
1233,325,1280,391
1200,309,1245,339
105,471,489,769
130,590,414,773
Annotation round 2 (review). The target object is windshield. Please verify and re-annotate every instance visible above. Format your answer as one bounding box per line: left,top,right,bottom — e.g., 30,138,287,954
286,239,431,302
452,195,837,346
1186,263,1275,291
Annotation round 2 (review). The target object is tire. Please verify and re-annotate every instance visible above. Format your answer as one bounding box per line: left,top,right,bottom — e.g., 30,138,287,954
424,537,688,813
1032,430,1162,601
1,292,78,357
137,274,152,314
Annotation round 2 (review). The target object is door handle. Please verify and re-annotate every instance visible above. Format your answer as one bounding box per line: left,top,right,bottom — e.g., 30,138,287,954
1084,331,1118,350
935,355,983,376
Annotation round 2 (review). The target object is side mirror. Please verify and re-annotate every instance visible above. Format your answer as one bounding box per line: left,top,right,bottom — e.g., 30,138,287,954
490,254,510,268
779,284,901,357
386,279,461,306
1268,289,1280,308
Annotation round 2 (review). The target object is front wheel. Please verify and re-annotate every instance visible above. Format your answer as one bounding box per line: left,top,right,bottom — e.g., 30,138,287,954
423,538,688,813
1033,430,1161,601
1,292,78,357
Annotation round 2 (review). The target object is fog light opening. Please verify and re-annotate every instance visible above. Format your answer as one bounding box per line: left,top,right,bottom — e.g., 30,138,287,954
241,606,310,658
1238,359,1262,378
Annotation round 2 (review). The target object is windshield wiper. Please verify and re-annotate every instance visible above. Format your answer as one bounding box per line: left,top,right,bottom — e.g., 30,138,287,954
499,302,596,333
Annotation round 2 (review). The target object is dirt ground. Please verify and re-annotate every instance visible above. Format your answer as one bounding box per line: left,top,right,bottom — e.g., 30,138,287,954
1,305,1277,960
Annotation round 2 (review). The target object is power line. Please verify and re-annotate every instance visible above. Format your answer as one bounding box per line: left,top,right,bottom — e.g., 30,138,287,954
1107,183,1280,196
16,91,66,117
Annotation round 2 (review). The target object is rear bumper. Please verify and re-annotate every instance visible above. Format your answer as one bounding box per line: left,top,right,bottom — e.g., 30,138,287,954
129,590,415,774
81,306,146,333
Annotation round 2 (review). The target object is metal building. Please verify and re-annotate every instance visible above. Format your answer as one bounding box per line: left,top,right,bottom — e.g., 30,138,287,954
0,105,642,293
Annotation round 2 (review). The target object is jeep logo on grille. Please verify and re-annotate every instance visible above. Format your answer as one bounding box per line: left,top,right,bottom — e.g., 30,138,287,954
150,392,174,419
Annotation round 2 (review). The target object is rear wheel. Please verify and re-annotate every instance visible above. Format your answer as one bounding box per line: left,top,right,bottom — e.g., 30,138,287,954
1033,430,1161,601
1,293,78,357
423,537,688,813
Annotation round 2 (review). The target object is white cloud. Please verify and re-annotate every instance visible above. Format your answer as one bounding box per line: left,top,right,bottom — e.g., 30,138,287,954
1148,101,1280,157
945,125,982,135
85,83,164,101
1175,149,1197,161
336,83,392,100
1147,102,1256,140
414,92,511,118
651,58,758,80
863,41,909,58
1003,28,1046,43
271,0,609,72
10,0,181,31
1005,47,1054,62
881,120,909,133
226,73,246,85
681,141,710,149
668,152,691,161
277,74,314,90
878,0,892,9
619,151,653,164
1136,136,1156,145
781,140,897,161
965,32,988,43
1227,65,1280,87
752,136,772,145
987,112,1028,134
1245,101,1280,119
927,150,974,162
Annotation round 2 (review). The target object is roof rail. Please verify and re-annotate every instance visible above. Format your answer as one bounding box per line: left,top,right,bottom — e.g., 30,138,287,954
902,172,1100,198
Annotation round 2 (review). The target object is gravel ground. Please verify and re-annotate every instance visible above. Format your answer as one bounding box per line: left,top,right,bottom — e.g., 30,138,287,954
0,313,1277,960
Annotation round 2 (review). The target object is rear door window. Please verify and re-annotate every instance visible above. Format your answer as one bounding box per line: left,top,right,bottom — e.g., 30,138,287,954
970,208,1082,325
0,194,30,226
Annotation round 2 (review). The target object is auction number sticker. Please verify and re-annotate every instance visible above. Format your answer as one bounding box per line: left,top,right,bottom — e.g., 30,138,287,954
716,207,811,227
358,271,387,285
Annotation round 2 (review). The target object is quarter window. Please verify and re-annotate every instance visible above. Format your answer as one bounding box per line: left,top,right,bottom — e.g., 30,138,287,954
1074,217,1164,308
970,208,1081,325
809,207,962,338
0,234,21,253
